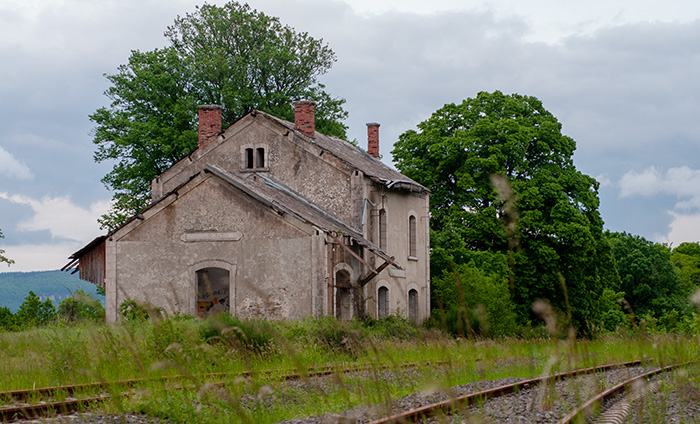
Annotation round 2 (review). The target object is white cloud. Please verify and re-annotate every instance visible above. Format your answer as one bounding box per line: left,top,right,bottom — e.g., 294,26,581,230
657,211,700,246
0,147,33,180
0,192,109,243
619,166,700,210
0,242,84,272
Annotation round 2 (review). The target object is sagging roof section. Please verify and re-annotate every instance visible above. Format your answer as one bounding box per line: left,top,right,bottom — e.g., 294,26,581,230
254,111,429,195
205,164,401,269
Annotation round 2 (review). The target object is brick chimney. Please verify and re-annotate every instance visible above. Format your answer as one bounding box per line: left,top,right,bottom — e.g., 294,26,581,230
198,104,223,148
366,122,380,158
293,100,316,139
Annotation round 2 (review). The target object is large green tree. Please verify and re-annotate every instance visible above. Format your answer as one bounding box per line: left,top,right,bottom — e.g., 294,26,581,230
92,2,347,230
392,91,618,333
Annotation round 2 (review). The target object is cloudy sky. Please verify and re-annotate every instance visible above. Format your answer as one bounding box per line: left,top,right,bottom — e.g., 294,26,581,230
2,0,700,272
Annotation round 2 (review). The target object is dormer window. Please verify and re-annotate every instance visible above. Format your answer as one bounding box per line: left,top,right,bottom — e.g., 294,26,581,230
241,144,268,171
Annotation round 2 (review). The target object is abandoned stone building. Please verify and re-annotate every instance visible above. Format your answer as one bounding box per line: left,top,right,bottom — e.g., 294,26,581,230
64,102,430,324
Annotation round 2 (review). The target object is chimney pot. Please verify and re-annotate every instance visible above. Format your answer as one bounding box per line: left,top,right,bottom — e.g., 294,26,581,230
198,105,223,149
294,100,316,139
366,122,380,158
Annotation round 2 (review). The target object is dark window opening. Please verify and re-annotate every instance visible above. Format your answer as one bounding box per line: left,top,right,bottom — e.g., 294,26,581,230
245,148,254,169
256,148,265,168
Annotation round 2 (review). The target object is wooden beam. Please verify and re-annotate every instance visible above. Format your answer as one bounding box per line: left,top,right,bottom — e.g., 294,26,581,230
358,257,394,287
328,232,377,274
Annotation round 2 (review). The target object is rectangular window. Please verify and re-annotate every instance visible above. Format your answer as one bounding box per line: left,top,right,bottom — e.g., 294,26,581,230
409,215,417,258
245,148,254,169
256,147,265,168
379,208,387,250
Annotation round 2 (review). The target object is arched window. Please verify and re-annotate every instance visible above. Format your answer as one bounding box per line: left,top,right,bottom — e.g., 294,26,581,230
408,289,418,323
245,148,254,169
379,208,387,249
378,286,389,318
256,147,265,168
408,215,417,258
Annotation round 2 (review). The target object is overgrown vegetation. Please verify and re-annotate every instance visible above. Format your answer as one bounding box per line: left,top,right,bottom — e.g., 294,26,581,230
0,309,698,423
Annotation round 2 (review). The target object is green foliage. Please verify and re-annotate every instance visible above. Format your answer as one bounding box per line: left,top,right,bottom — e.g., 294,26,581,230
15,291,56,328
0,229,14,267
0,306,16,331
430,252,517,337
199,313,274,355
92,1,348,230
119,300,151,322
671,242,700,297
392,91,618,333
598,288,626,333
58,290,105,322
362,315,420,341
607,232,686,317
309,316,366,357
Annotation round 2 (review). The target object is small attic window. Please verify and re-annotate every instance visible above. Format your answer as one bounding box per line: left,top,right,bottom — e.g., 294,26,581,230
241,144,268,171
245,148,254,169
256,148,265,168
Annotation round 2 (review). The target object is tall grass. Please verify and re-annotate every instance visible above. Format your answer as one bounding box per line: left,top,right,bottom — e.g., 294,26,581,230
0,314,698,423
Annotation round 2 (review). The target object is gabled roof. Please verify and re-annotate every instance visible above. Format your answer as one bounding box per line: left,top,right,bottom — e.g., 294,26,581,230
254,111,429,194
205,164,400,268
66,163,400,272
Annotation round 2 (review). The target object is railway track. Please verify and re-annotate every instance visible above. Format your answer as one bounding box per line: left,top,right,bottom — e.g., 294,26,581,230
367,360,653,423
0,360,441,422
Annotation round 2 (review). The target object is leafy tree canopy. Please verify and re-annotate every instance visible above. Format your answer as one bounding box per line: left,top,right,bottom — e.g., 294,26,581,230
392,91,618,333
607,232,690,322
0,229,13,267
92,1,347,230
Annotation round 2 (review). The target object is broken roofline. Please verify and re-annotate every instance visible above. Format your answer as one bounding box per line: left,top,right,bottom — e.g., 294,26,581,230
65,163,401,273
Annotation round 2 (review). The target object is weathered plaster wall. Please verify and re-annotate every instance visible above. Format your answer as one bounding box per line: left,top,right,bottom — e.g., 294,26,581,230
108,175,319,322
364,185,431,322
153,115,355,225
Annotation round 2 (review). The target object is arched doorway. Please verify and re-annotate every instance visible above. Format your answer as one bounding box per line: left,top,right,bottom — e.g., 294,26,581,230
196,267,230,317
335,270,353,320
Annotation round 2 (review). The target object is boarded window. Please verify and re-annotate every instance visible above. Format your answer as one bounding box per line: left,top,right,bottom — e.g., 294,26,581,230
335,270,352,320
378,286,389,318
409,215,417,258
408,289,418,323
245,148,254,169
256,147,265,168
379,208,387,250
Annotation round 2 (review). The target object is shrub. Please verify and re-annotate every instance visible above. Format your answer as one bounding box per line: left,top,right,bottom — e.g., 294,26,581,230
58,290,105,322
199,313,274,355
119,300,152,321
362,315,419,341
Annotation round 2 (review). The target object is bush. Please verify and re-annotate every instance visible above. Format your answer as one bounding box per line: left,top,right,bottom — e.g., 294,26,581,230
119,300,152,321
58,290,105,322
362,315,420,341
309,316,366,357
199,313,274,355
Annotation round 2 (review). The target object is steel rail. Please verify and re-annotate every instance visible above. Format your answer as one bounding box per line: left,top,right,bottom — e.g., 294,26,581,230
558,361,693,424
367,360,648,424
0,360,443,422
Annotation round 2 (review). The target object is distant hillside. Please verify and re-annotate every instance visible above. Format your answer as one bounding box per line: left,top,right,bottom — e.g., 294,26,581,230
0,270,104,312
